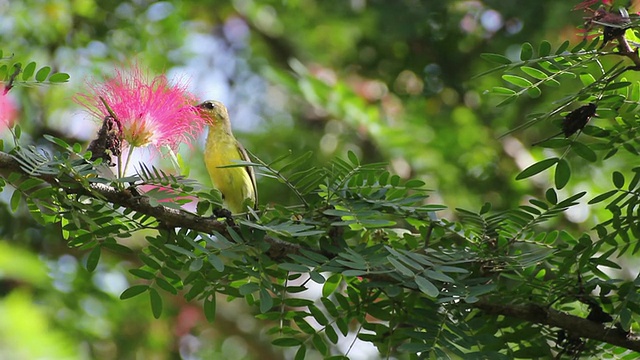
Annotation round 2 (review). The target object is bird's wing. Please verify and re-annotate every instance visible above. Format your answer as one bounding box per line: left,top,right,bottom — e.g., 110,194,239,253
236,140,258,208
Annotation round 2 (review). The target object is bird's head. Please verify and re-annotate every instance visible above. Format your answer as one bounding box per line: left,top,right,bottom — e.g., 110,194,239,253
196,100,230,126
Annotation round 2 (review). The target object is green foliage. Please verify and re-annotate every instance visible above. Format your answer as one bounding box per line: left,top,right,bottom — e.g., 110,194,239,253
0,51,70,86
7,1,640,359
3,127,628,357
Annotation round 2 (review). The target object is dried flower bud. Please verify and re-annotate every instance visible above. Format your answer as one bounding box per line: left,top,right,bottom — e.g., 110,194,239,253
562,103,597,137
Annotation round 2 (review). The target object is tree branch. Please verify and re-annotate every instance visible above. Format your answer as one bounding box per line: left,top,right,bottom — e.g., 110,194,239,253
475,300,640,352
0,150,299,260
616,33,640,69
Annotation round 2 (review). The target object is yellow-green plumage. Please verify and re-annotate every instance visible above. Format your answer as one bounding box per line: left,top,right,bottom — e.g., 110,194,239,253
197,100,257,214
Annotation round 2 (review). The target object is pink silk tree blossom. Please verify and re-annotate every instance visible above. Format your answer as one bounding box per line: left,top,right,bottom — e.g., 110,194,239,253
0,89,17,132
75,66,204,150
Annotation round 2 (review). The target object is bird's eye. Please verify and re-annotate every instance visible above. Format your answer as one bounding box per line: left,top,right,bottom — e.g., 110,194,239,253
203,101,216,110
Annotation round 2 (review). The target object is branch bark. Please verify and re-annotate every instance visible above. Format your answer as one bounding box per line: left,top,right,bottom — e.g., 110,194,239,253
475,300,640,352
0,150,300,260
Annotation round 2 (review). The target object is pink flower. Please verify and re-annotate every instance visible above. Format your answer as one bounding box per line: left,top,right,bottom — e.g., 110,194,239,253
75,65,204,150
0,88,17,131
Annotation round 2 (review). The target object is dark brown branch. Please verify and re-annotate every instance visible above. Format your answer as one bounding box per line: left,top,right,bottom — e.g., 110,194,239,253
0,150,299,260
616,33,640,69
475,300,640,352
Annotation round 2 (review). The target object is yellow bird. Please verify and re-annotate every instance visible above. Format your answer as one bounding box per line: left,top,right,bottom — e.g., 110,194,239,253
196,100,257,214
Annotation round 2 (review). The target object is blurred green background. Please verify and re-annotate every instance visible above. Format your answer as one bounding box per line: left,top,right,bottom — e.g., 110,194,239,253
0,0,626,358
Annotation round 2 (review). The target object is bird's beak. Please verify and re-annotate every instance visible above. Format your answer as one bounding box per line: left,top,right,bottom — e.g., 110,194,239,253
194,104,207,115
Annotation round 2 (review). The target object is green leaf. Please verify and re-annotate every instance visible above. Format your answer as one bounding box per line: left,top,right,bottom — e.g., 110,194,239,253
155,277,178,295
207,254,225,272
120,285,149,300
204,294,216,322
189,257,203,271
139,253,161,270
588,190,618,204
521,66,548,80
604,148,618,159
623,143,639,155
149,288,163,319
260,288,273,313
129,268,155,280
555,40,570,54
545,188,558,205
7,63,20,82
294,345,307,360
502,74,533,88
438,265,469,274
309,271,325,284
322,274,342,297
571,38,587,52
480,202,491,214
298,248,330,263
22,62,36,81
604,82,631,91
10,189,20,212
196,201,210,215
239,283,260,295
516,158,559,180
347,150,359,166
415,276,439,297
0,64,7,81
279,263,309,272
465,295,479,304
398,342,433,354
424,270,454,283
543,77,560,87
285,298,314,307
86,246,101,272
325,324,339,344
491,86,516,95
388,257,414,276
43,134,71,149
48,72,70,83
520,42,533,60
312,334,328,355
320,297,339,317
342,270,367,276
629,168,640,190
164,244,196,258
480,53,512,65
613,171,625,189
404,179,426,188
571,142,597,162
279,151,314,173
538,40,551,56
309,304,329,326
498,96,517,106
579,73,596,86
554,159,570,189
35,66,51,82
527,86,541,98
102,242,133,254
582,125,610,138
336,318,349,336
272,337,303,347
